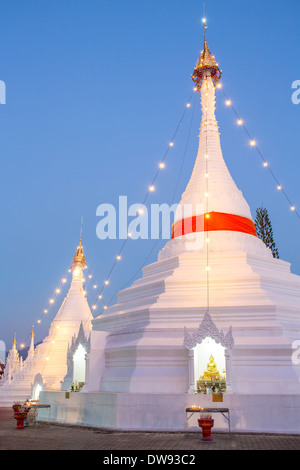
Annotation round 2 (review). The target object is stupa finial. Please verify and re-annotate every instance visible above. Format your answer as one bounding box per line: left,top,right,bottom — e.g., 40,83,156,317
191,18,222,91
80,216,83,243
72,218,86,270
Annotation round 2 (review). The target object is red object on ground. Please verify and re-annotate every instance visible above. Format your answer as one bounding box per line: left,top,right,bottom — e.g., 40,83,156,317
12,404,27,430
14,412,27,430
198,418,214,441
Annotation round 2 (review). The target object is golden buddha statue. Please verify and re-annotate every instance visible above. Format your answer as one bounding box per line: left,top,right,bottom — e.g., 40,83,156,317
200,354,221,381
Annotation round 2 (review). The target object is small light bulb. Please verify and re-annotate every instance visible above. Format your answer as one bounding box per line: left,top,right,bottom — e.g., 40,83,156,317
205,214,210,219
202,17,207,23
44,309,48,314
277,185,282,190
204,154,209,159
237,119,243,126
263,162,268,167
149,185,155,192
55,288,61,294
88,274,92,279
105,280,109,285
291,206,296,211
186,103,191,108
37,320,41,324
92,305,97,310
50,299,54,304
250,140,256,146
104,305,108,310
93,284,97,289
98,294,102,299
169,142,174,147
116,255,121,260
159,162,165,169
225,99,231,106
206,266,210,271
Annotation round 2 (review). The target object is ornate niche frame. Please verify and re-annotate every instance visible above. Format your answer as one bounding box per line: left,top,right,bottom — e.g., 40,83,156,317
184,311,234,394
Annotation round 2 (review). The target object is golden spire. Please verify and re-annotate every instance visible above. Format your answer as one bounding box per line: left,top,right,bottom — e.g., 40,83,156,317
13,333,17,345
31,326,35,338
191,28,222,90
72,218,86,269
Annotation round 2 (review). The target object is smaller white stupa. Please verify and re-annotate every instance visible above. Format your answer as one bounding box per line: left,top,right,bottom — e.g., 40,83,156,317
0,340,5,364
0,233,93,406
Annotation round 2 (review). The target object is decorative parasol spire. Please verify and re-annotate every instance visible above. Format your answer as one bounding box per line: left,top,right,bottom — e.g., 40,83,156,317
72,218,86,270
191,27,222,90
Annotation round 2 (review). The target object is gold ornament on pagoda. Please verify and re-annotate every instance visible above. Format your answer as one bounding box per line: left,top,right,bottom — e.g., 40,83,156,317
191,35,222,91
72,240,86,269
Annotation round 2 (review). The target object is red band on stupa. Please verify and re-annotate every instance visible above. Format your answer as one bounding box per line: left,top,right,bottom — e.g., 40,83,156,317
171,211,257,239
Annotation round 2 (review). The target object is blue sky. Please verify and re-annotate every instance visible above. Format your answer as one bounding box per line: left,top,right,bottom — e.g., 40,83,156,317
1,0,300,348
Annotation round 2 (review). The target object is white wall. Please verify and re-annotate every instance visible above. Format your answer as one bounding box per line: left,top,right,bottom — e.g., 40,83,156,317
83,330,107,392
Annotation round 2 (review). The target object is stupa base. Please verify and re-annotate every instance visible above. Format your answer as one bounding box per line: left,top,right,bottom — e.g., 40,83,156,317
37,390,300,434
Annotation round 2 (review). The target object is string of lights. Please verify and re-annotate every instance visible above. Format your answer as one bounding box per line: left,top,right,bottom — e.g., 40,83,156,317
220,86,300,219
95,92,198,309
14,90,196,349
89,90,196,313
204,75,210,312
18,267,72,350
17,57,300,351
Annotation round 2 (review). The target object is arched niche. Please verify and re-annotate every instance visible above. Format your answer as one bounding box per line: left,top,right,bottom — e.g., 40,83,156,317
73,343,87,386
61,322,90,392
184,311,234,394
31,373,44,401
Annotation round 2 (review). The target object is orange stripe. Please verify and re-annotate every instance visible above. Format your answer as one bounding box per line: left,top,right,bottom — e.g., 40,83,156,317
171,211,257,239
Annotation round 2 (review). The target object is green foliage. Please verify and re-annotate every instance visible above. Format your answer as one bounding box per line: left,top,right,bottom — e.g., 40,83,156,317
255,207,279,259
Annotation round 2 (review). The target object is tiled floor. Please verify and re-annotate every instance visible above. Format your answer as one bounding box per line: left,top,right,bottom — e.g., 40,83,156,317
1,407,299,451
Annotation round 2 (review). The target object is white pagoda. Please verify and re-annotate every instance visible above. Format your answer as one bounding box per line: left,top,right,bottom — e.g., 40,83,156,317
40,32,300,433
0,237,93,406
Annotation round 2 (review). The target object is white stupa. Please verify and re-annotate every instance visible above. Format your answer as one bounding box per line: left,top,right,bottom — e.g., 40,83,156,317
40,32,300,433
0,236,93,406
0,340,5,364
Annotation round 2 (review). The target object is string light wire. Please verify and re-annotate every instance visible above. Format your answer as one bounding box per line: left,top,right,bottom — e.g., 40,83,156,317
90,90,196,311
220,88,300,219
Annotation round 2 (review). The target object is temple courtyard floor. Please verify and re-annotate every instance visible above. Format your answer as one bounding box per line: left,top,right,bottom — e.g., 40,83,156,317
0,407,299,452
